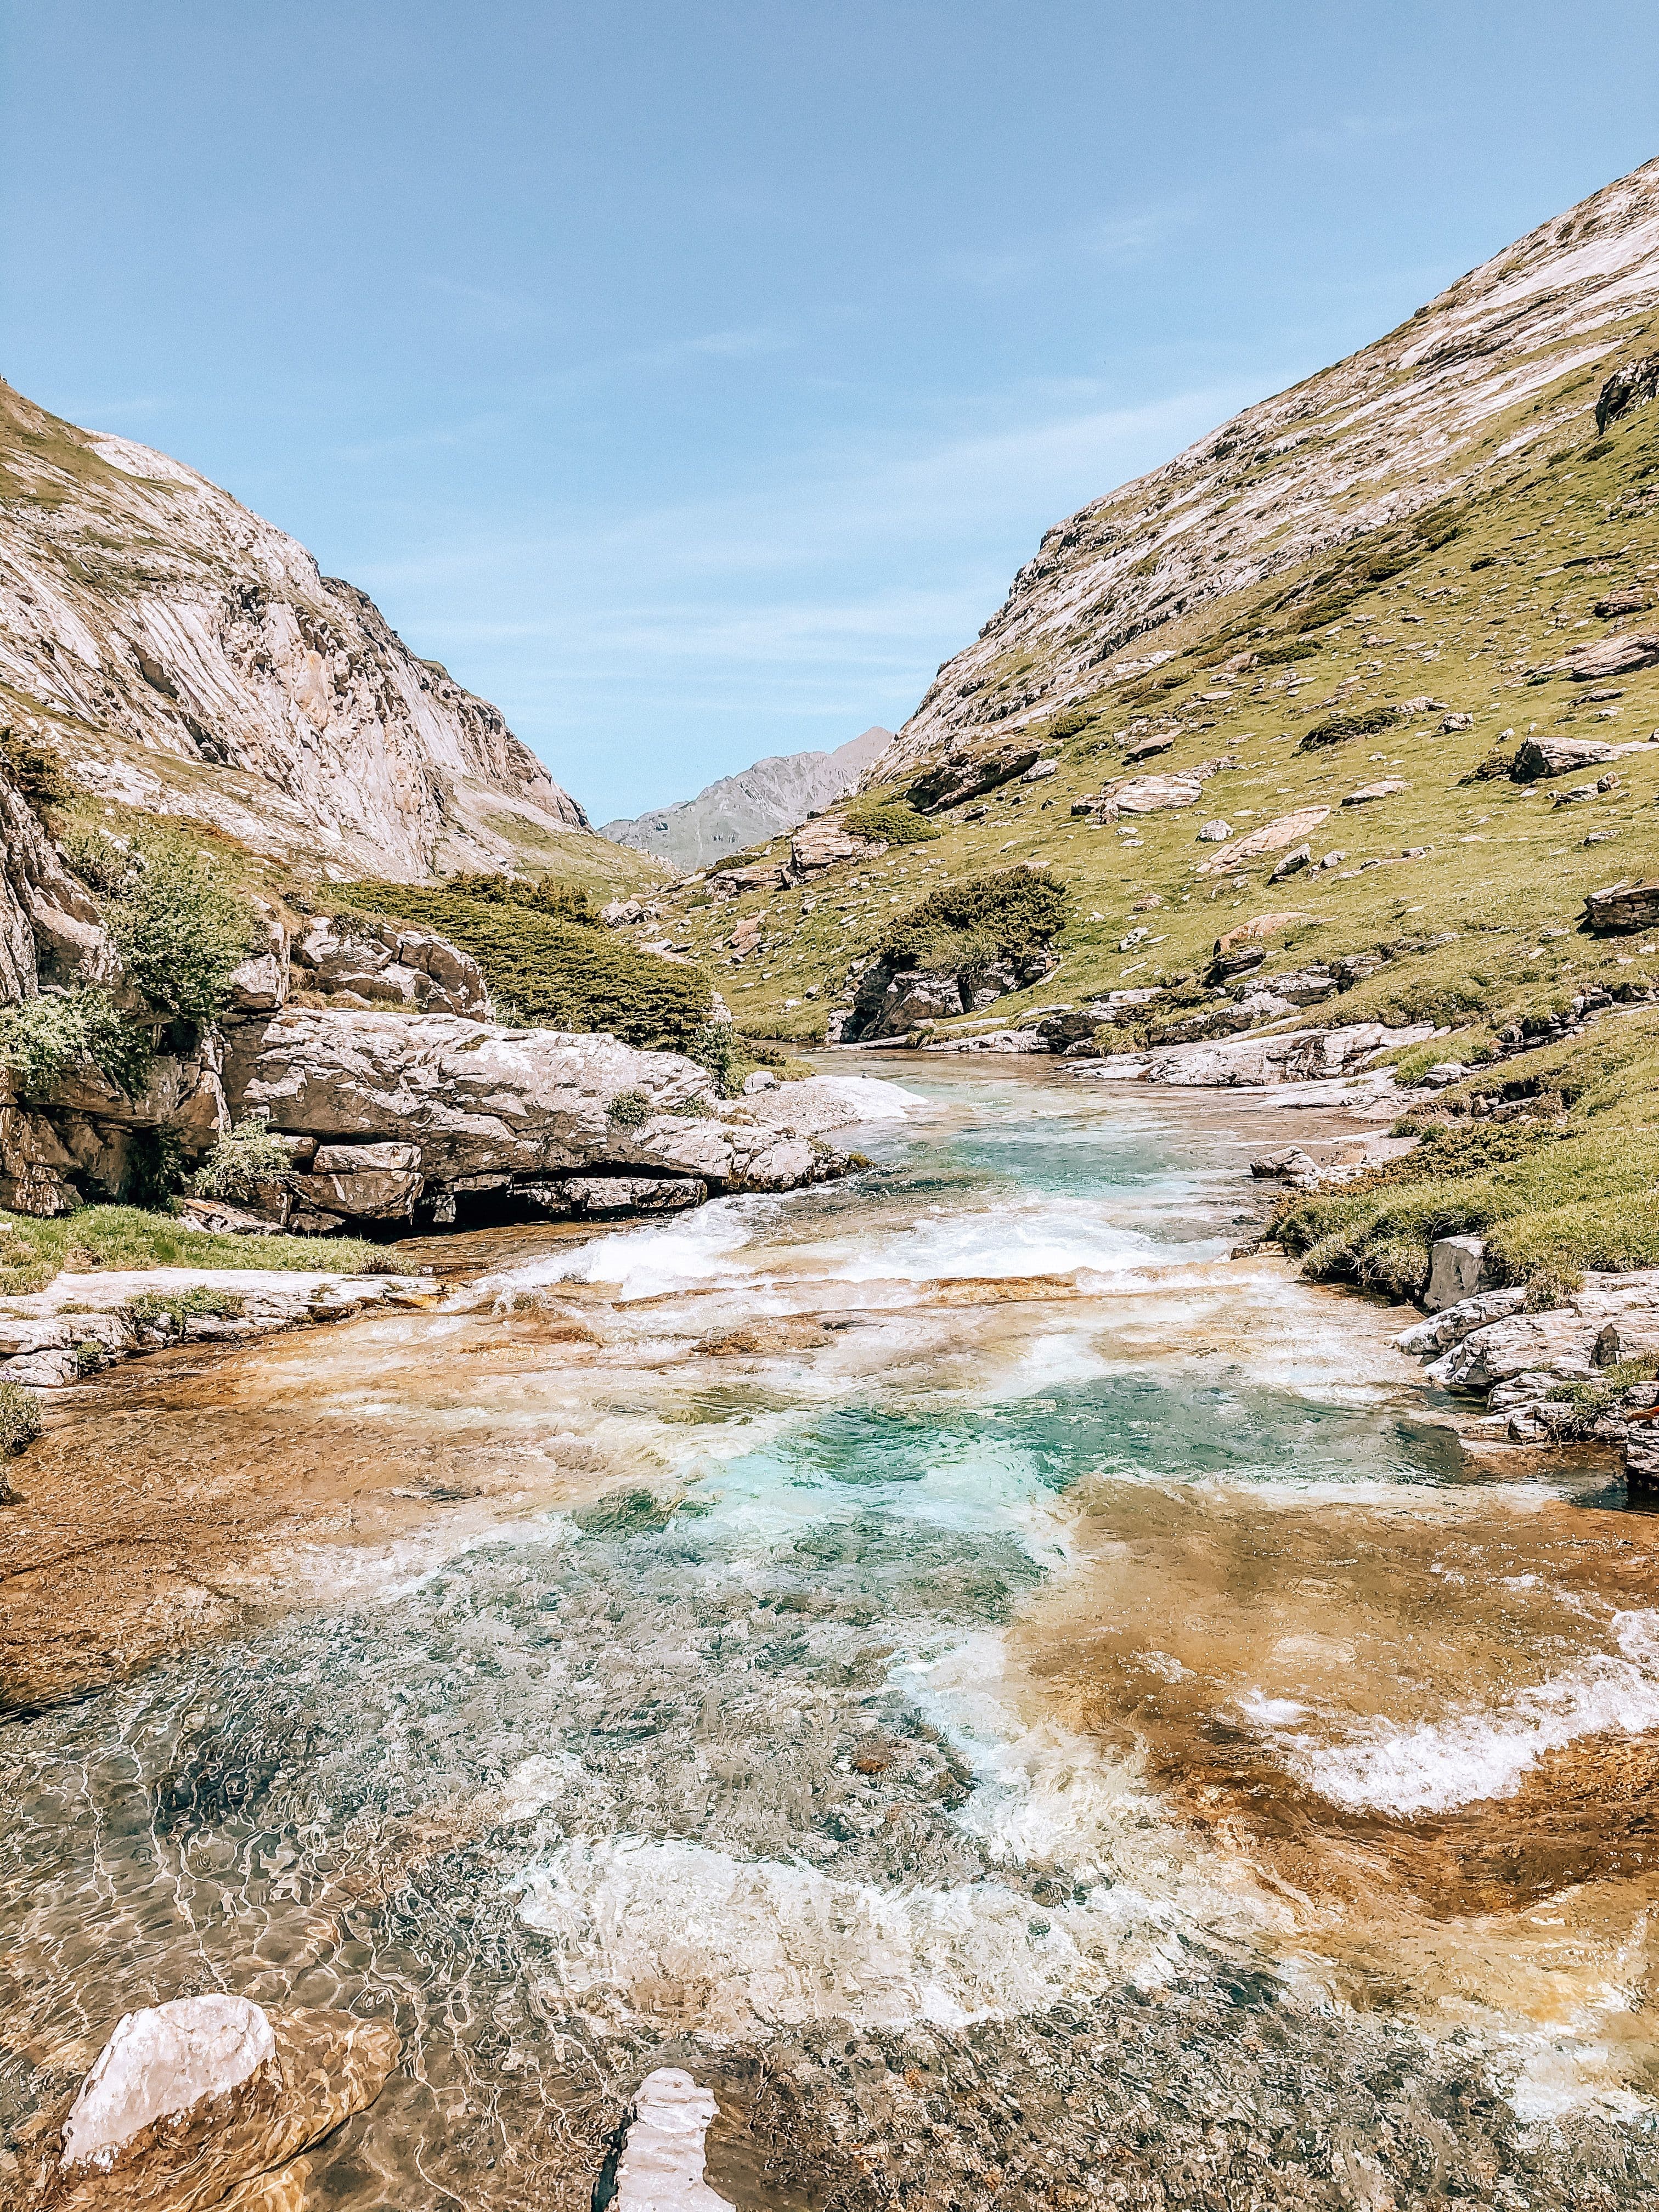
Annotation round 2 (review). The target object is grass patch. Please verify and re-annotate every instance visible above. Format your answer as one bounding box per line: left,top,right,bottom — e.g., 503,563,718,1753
879,867,1068,970
332,881,712,1044
127,1285,246,1333
1272,1018,1659,1298
1295,705,1398,754
0,1206,385,1296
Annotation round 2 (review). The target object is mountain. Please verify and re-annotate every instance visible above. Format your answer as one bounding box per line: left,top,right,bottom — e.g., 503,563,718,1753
601,726,894,871
879,156,1659,788
0,380,620,883
630,154,1659,1059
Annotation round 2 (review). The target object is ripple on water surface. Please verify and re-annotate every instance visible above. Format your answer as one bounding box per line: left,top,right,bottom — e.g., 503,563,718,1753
5,1063,1659,2207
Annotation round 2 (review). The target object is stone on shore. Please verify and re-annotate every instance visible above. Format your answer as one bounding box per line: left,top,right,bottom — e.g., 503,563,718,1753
1425,1233,1494,1312
31,1994,397,2210
1082,1020,1434,1088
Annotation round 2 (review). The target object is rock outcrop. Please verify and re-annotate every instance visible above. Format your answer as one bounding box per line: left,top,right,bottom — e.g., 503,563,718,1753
1583,879,1659,932
874,158,1659,785
27,1993,397,2210
0,380,590,880
0,771,114,998
219,1009,856,1228
840,946,1059,1041
1083,1020,1435,1088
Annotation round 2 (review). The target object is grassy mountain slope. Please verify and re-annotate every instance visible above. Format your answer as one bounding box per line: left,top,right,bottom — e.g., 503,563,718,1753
641,308,1659,1063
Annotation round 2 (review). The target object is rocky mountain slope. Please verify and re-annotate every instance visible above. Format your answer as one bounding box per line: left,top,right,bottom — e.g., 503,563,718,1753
601,725,893,870
884,156,1659,784
0,380,624,883
626,155,1659,1054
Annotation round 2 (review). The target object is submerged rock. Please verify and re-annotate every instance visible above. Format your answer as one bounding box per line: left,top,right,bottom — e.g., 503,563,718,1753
30,1993,397,2209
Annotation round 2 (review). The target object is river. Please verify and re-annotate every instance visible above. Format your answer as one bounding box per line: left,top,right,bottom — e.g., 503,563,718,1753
5,1057,1659,2209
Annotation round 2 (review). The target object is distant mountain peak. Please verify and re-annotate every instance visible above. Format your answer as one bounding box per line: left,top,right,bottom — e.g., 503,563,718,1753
602,725,895,870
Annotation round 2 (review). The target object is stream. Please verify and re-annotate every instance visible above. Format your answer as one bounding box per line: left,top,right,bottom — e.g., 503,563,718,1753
5,1058,1659,2209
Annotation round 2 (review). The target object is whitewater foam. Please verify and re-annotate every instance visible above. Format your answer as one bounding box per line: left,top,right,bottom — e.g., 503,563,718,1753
1267,1610,1659,1816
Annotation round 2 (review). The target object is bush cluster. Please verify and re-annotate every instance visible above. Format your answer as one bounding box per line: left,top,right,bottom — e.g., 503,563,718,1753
0,986,150,1098
63,820,255,1022
193,1118,294,1201
839,798,941,847
336,882,712,1045
878,868,1068,976
0,1378,41,1457
1295,705,1398,754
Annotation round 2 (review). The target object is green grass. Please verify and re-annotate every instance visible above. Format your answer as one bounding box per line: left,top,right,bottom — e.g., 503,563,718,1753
331,881,713,1044
624,328,1659,1046
1269,1018,1659,1297
0,1206,385,1296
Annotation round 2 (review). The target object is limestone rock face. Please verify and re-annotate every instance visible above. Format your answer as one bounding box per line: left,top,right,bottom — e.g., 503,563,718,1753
1556,631,1659,681
1195,808,1330,877
221,1008,853,1218
843,947,1058,1040
0,380,588,881
0,769,114,1001
1088,1020,1434,1087
877,159,1659,786
30,1994,398,2211
789,817,884,874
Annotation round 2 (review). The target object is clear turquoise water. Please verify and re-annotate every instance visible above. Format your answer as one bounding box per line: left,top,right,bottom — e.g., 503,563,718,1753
3,1063,1656,2208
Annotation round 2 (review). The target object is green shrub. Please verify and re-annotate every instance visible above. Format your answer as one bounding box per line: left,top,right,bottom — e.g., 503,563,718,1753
331,883,712,1044
1254,637,1325,666
437,873,597,923
85,825,256,1022
72,1338,108,1376
839,799,941,847
1295,706,1398,754
0,987,150,1097
193,1118,294,1201
0,1379,41,1455
684,1021,742,1094
0,727,75,803
606,1088,652,1127
879,868,1068,972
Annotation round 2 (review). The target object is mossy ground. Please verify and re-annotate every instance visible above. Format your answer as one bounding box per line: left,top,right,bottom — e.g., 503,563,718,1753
0,1207,383,1296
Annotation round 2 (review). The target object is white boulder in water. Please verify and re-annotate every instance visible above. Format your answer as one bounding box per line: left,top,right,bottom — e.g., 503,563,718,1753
59,1994,276,2172
33,1994,399,2210
614,2068,736,2211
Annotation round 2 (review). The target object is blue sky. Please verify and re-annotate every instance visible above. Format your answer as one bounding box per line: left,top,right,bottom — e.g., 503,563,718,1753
3,4,1656,822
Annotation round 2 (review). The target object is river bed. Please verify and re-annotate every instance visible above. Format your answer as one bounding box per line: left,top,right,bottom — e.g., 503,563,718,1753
4,1058,1659,2209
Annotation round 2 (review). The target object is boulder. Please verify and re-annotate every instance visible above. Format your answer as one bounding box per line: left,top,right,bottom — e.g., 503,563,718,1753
29,1994,398,2211
709,862,787,898
1269,843,1312,882
1425,1234,1493,1312
1583,880,1659,933
1108,772,1205,812
1091,1020,1434,1088
1556,632,1659,682
612,2068,735,2212
1195,806,1329,875
1512,735,1620,780
1341,778,1408,806
1214,912,1310,958
1125,733,1174,763
222,1009,850,1216
790,818,882,875
1396,1286,1528,1358
843,945,1057,1040
291,916,488,1015
1197,819,1231,842
292,1139,425,1223
907,743,1041,814
1596,352,1659,433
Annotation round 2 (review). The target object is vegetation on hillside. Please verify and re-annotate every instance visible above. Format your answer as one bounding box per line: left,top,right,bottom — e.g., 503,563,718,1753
879,868,1068,974
839,798,941,846
61,818,255,1023
334,878,713,1045
1268,1016,1659,1299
